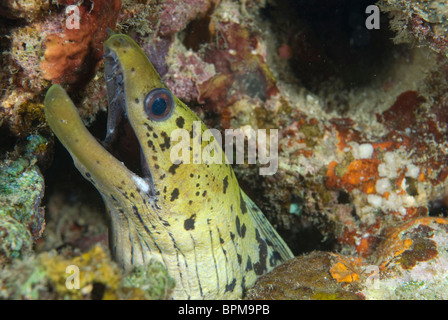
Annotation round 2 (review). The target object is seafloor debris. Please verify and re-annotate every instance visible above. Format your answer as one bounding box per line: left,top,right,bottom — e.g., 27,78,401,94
2,0,448,299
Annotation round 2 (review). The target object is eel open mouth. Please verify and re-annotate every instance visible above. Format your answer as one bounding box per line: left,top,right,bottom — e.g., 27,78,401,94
102,47,152,184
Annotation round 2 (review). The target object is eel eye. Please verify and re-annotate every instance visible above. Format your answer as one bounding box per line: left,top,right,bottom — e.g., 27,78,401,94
144,88,174,121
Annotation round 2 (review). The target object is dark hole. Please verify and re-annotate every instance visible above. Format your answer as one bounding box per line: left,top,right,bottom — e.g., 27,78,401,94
337,190,351,204
261,0,401,94
43,137,105,210
429,199,448,217
91,282,106,300
0,124,17,157
183,12,213,51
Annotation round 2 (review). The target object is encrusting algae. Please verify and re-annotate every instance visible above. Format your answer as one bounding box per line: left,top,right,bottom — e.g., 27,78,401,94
2,0,448,300
0,134,47,262
0,244,175,299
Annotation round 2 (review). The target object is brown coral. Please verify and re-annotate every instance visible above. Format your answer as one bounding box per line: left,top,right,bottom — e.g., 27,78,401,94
40,0,121,86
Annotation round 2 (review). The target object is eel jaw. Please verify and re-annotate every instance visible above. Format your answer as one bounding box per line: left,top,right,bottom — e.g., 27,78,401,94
104,46,125,144
102,46,154,194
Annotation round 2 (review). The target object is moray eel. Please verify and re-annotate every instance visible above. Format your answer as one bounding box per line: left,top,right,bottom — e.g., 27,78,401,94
44,34,293,299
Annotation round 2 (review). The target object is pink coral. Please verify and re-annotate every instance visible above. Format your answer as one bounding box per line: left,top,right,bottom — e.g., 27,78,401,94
158,0,213,36
164,50,216,103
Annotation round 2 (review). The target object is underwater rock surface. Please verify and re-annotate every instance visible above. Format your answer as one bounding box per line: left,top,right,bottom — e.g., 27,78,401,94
0,244,175,299
0,135,47,262
1,0,448,299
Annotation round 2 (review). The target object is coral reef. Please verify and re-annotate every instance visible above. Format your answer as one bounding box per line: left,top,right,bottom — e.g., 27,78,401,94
163,38,217,103
152,0,448,299
0,135,48,262
362,217,448,299
0,0,50,21
248,217,448,300
0,0,122,137
379,0,448,56
36,188,109,253
2,0,448,299
216,0,448,263
120,261,176,300
158,0,213,37
0,245,175,299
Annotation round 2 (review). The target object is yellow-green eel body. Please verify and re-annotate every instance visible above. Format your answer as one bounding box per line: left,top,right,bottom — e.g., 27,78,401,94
44,34,293,299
